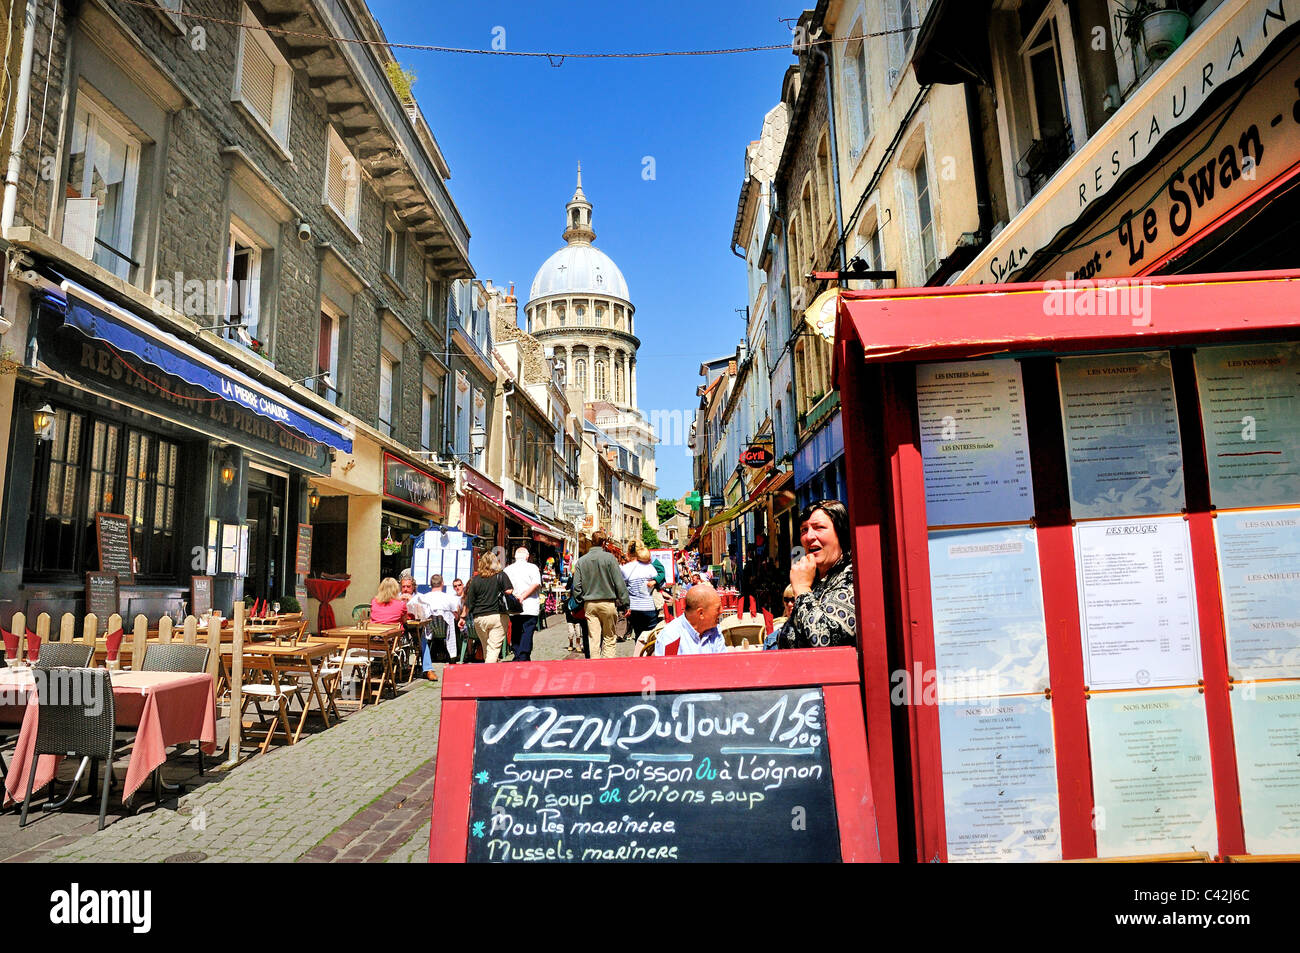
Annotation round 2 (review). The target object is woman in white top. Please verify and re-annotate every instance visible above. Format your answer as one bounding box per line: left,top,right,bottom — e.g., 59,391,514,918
622,546,661,646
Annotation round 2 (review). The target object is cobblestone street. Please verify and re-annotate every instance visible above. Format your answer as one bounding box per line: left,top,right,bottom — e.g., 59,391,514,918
1,614,631,863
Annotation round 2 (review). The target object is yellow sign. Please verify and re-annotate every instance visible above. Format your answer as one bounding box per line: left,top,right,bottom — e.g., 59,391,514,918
803,288,841,342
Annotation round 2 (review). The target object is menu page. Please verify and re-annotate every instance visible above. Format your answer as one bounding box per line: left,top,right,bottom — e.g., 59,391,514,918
466,689,840,862
1214,509,1300,679
928,526,1050,699
1194,343,1300,508
916,359,1034,527
938,698,1061,862
1087,689,1217,857
1230,683,1300,854
1075,518,1201,690
1058,352,1184,518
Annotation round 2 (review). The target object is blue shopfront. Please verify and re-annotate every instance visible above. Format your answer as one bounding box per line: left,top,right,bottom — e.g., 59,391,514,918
2,279,352,627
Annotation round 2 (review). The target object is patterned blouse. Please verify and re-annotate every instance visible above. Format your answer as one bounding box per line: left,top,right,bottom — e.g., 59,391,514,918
778,558,857,649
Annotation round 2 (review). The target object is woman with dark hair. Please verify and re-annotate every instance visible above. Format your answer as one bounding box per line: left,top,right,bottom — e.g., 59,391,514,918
778,499,856,649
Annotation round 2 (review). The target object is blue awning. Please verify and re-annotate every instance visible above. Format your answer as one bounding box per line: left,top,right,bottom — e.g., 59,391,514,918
53,280,353,453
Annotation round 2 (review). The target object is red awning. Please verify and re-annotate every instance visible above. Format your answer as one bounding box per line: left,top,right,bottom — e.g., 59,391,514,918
834,269,1300,378
502,503,562,546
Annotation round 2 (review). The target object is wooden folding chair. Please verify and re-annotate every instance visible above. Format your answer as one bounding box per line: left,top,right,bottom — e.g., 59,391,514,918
238,654,301,754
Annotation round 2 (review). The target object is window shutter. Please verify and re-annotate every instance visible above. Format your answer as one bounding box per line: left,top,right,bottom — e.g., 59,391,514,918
241,37,277,126
327,141,348,214
887,1,903,86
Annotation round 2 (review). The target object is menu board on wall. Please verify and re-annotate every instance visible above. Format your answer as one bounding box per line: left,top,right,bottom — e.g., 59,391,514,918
295,524,313,576
95,512,134,584
916,359,1034,526
1214,509,1300,680
938,698,1061,862
928,526,1050,699
1075,518,1201,690
1087,689,1217,857
1194,343,1300,508
1230,683,1300,854
1057,352,1184,518
84,572,119,632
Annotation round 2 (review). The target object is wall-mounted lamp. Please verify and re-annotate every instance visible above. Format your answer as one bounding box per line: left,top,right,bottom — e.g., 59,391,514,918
219,453,237,488
32,402,55,442
308,486,320,511
470,424,487,455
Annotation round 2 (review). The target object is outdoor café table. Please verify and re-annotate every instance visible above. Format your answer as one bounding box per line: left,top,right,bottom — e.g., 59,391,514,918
243,619,302,643
222,641,333,742
1,668,217,807
321,623,402,704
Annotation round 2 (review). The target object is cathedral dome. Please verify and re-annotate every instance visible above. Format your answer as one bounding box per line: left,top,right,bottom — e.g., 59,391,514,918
529,243,630,303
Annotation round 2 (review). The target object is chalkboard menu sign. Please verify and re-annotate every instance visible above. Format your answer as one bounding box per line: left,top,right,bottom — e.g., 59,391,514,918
191,576,213,618
95,512,134,584
84,572,119,633
466,688,840,862
295,524,313,576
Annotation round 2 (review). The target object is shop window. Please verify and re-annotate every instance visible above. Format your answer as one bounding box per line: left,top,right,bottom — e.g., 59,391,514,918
63,96,140,281
25,407,182,581
324,126,359,230
234,4,292,151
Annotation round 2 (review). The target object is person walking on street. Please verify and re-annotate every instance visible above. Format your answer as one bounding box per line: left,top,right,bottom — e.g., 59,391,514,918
573,530,629,659
623,545,661,645
504,547,542,662
460,552,513,663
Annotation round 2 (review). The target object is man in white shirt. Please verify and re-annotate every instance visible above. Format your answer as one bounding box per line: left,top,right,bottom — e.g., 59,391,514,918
503,547,542,662
407,573,460,677
654,583,726,656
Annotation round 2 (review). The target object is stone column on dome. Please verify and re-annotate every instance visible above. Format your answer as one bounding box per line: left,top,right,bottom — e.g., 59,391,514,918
631,356,637,409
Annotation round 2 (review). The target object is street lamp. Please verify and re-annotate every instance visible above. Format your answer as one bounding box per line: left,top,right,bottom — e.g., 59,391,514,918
470,423,486,456
32,403,55,442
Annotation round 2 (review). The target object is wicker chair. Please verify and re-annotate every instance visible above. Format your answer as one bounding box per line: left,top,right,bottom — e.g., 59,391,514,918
140,642,212,787
35,643,94,668
141,643,211,673
20,667,116,830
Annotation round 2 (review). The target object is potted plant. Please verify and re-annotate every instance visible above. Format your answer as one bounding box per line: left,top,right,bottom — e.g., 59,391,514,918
278,594,301,614
1117,2,1190,60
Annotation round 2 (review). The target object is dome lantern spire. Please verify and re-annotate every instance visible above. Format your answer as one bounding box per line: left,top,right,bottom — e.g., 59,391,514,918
563,162,595,245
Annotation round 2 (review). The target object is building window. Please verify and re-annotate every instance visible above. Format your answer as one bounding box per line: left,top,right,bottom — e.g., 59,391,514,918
817,135,833,224
63,97,140,280
383,222,403,281
421,385,434,450
423,275,435,323
379,353,395,437
317,304,343,404
234,4,292,150
324,126,359,230
801,182,815,262
844,32,871,155
888,0,918,86
25,407,179,580
595,361,608,401
575,359,587,391
913,153,937,279
224,222,263,349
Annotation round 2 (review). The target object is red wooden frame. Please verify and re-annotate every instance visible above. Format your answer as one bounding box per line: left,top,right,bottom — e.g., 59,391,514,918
835,271,1300,862
428,648,880,863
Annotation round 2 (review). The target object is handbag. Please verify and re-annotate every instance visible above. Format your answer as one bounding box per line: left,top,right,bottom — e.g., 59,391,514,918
500,574,523,614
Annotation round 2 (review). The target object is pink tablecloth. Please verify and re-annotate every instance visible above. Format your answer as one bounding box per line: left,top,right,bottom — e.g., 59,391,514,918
2,669,217,806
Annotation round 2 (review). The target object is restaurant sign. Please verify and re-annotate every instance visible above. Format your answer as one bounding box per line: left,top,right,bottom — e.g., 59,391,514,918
962,1,1296,285
383,452,446,520
740,444,774,468
1036,38,1300,282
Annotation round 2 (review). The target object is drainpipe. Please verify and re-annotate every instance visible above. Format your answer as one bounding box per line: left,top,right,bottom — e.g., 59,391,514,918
2,0,39,232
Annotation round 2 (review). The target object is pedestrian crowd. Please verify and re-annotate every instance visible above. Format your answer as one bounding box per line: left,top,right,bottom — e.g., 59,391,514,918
363,498,858,674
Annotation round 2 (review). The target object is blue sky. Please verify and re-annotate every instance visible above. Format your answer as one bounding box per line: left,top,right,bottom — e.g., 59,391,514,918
366,1,799,500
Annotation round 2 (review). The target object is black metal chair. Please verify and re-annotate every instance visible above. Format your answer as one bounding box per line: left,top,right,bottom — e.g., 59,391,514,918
35,643,94,668
20,667,116,831
140,643,213,788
